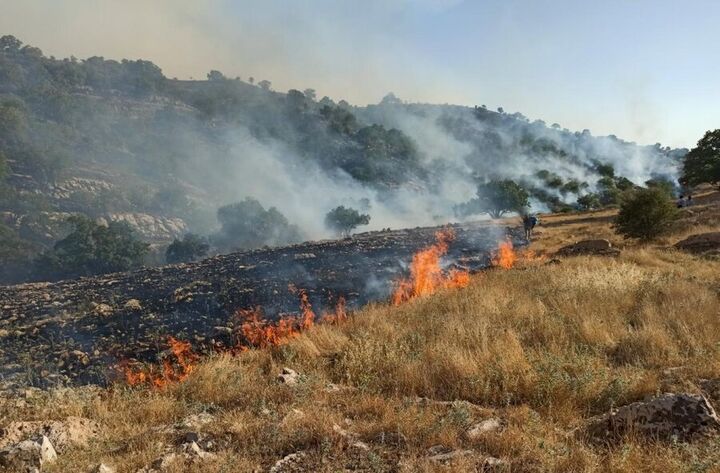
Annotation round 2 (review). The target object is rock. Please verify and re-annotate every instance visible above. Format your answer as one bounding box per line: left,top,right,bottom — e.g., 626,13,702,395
675,232,720,255
182,441,215,460
124,299,143,311
556,239,620,257
93,303,114,317
0,435,57,472
585,393,720,441
277,367,299,385
150,452,181,470
0,416,101,452
483,456,508,470
466,418,502,439
89,463,116,473
428,448,475,464
180,413,214,430
269,451,307,473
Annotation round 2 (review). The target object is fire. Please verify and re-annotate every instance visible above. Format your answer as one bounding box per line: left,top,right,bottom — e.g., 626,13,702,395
492,240,517,269
322,296,347,325
391,229,470,305
123,336,198,388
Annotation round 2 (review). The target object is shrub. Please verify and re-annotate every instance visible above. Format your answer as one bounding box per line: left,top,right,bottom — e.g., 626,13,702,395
324,206,370,236
614,187,679,241
212,198,302,251
32,215,149,280
165,233,209,264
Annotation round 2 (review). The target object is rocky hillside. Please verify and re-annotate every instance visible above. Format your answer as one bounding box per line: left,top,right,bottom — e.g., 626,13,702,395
0,35,688,285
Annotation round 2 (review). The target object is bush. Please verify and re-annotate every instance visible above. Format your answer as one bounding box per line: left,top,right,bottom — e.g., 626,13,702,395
324,206,370,236
212,198,302,251
165,233,209,264
577,193,602,211
614,187,679,241
32,215,149,281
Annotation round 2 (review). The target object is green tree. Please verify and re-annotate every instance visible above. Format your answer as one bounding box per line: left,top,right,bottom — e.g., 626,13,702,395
614,187,679,241
645,177,675,197
324,206,370,236
213,198,302,250
165,233,209,264
596,163,615,178
681,129,720,188
457,179,530,219
33,216,149,281
576,193,601,210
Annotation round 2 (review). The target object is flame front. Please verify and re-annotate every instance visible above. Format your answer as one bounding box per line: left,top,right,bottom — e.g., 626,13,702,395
123,336,198,388
492,240,517,269
391,229,470,305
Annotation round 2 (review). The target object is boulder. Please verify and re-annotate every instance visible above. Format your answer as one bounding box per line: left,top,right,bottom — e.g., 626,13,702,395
89,463,115,473
585,393,720,441
674,232,720,255
277,367,300,386
556,239,620,257
269,451,307,473
0,417,101,452
0,435,57,472
124,299,143,311
466,417,502,439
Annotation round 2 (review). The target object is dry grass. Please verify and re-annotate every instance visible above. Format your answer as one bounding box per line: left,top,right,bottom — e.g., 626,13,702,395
2,199,720,472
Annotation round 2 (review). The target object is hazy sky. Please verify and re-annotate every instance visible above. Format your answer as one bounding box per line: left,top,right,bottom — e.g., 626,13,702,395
1,0,718,148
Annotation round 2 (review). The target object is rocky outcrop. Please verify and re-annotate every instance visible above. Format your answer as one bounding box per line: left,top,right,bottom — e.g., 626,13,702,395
0,417,100,452
0,435,57,472
556,239,621,257
585,393,720,441
675,232,720,255
102,213,188,242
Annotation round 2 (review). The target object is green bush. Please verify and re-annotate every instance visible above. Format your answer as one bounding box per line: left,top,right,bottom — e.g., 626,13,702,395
324,206,370,236
166,233,209,264
614,187,679,241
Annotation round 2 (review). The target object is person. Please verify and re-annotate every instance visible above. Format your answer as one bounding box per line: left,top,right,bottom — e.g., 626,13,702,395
686,194,693,207
676,195,686,208
522,214,538,240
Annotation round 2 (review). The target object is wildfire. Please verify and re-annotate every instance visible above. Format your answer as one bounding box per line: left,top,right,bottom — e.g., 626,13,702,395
492,240,517,269
123,336,198,388
391,229,470,305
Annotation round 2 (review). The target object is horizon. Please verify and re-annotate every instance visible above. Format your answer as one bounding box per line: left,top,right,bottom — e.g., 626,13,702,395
1,0,718,149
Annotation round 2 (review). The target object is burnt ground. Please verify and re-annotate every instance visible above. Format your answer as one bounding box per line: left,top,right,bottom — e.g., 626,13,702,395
0,222,524,389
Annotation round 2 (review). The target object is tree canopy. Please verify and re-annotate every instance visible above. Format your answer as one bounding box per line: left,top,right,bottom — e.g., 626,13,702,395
325,206,371,236
165,233,209,264
456,179,529,219
212,198,302,250
681,129,720,188
32,215,149,281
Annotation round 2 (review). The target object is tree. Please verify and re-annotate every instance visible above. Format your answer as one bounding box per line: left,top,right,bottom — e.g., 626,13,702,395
303,88,316,101
258,79,271,90
213,198,302,250
206,70,226,81
457,179,529,219
33,216,149,281
576,193,601,210
325,206,370,236
595,163,615,178
681,129,720,188
614,187,679,241
0,35,22,53
165,233,209,264
645,177,675,197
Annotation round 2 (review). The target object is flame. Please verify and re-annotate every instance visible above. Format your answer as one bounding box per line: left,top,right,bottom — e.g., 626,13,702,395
492,240,517,269
123,336,198,388
391,229,470,305
322,296,347,325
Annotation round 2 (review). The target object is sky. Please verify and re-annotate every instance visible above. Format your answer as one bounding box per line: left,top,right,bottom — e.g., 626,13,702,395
1,0,718,148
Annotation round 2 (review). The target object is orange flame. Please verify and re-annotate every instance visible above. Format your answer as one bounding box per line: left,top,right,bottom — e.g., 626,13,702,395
322,296,347,325
492,240,517,269
391,229,470,305
123,336,198,388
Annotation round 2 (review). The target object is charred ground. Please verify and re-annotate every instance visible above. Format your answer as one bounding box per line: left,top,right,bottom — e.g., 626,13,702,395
0,222,522,389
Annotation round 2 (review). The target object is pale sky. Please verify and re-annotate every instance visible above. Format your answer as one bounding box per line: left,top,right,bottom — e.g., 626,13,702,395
1,0,718,148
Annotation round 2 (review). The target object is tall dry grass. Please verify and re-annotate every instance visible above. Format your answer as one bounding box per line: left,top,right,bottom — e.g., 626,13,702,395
3,203,720,472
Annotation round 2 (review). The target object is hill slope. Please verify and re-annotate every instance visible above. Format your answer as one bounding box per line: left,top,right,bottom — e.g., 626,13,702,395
0,35,688,284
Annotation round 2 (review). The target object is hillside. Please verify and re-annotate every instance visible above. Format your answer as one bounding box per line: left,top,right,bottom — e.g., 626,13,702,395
0,35,688,285
1,193,719,472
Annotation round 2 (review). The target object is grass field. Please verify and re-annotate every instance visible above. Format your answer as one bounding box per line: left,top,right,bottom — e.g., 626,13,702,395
2,196,720,472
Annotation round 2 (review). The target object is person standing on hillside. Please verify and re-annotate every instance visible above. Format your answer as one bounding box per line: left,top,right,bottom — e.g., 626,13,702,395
522,214,538,240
